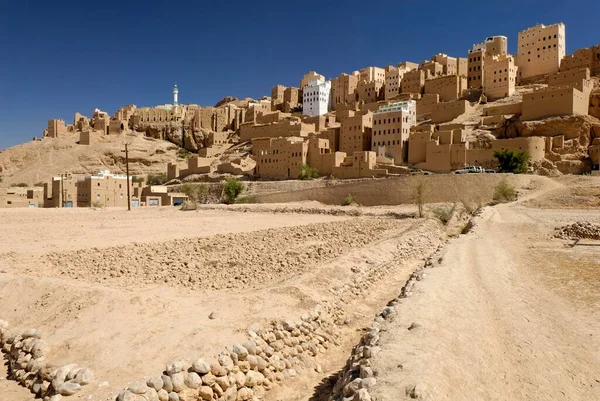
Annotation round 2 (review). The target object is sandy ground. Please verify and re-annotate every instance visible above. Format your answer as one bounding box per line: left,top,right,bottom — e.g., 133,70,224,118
0,205,444,401
3,176,600,401
0,206,347,255
370,177,600,401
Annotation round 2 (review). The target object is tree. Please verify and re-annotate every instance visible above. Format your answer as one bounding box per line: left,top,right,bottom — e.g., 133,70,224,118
299,164,319,180
413,179,427,218
493,149,530,174
222,178,244,204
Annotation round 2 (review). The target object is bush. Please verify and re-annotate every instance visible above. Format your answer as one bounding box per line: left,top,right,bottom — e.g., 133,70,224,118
299,164,319,180
493,149,530,174
432,204,457,225
342,194,355,206
11,183,28,188
413,179,427,218
132,176,145,184
235,195,260,204
177,148,191,159
493,178,517,203
91,201,104,208
180,183,209,209
222,178,244,204
146,173,168,186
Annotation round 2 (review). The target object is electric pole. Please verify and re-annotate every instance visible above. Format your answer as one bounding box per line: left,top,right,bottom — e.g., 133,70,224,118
60,173,64,208
122,144,131,211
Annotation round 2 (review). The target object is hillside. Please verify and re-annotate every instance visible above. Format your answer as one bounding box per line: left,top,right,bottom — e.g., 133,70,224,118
0,131,181,186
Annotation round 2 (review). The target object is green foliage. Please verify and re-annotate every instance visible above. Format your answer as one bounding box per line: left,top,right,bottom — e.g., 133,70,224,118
493,149,530,174
177,148,191,159
132,176,145,184
222,178,244,204
0,176,3,183
146,173,168,186
11,183,28,188
413,180,427,218
91,201,104,208
432,204,457,225
180,183,209,209
235,195,260,204
493,178,517,203
299,164,319,180
342,194,355,206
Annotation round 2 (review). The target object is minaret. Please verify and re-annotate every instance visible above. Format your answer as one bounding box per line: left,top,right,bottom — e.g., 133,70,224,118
173,84,179,106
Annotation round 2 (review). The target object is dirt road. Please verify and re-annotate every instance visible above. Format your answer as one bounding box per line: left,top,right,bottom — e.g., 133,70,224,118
371,192,600,400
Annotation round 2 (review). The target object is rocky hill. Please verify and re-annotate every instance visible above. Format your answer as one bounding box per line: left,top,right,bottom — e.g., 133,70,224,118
0,131,183,186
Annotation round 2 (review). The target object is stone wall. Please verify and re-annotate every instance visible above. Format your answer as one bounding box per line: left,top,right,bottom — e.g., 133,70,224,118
0,320,94,400
328,244,445,401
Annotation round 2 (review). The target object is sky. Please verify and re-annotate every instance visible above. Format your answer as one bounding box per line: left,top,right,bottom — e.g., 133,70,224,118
0,0,599,149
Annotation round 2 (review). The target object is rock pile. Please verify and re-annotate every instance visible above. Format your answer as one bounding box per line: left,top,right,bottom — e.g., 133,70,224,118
45,219,407,291
117,306,340,401
328,247,444,401
0,320,94,400
554,221,600,240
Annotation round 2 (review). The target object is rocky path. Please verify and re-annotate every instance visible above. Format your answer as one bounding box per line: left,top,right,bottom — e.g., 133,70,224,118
367,201,600,400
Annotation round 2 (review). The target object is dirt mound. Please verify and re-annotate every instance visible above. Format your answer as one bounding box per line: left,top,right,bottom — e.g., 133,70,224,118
554,221,600,240
44,218,407,291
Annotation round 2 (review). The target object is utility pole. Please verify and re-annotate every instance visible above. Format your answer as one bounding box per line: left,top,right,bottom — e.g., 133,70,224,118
122,144,131,211
60,174,64,208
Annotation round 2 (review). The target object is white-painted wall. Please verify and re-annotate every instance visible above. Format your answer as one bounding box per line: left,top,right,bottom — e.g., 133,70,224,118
302,79,331,117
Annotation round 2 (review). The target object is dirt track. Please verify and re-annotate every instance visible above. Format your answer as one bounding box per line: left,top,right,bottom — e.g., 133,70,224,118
369,179,600,401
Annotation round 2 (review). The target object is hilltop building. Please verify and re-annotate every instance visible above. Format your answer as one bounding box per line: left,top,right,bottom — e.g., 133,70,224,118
302,78,332,117
516,23,565,81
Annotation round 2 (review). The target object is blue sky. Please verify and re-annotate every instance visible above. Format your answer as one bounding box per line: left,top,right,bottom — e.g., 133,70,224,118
1,0,598,149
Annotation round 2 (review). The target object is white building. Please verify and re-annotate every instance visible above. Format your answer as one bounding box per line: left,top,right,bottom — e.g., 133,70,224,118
302,78,331,117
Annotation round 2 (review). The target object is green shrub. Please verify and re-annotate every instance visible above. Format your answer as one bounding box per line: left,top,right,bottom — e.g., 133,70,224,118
132,176,145,184
342,194,355,206
222,178,244,204
432,204,456,225
11,183,28,188
493,149,530,173
235,195,260,204
493,178,517,203
299,164,319,180
177,148,191,159
146,173,168,186
91,201,104,208
180,183,209,209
